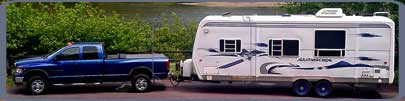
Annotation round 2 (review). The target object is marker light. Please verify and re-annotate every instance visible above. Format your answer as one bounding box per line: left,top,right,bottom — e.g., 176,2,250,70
16,68,24,74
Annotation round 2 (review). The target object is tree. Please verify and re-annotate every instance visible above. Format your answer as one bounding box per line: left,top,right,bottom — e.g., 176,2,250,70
6,3,197,72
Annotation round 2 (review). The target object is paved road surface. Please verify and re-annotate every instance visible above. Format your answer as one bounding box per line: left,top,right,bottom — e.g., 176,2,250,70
7,80,398,99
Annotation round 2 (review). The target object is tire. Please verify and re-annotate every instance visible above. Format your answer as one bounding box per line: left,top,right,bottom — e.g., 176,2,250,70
26,76,47,95
131,74,151,92
293,80,311,96
314,80,333,97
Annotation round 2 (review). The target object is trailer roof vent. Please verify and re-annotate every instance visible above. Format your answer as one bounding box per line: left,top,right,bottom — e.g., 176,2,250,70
373,12,390,17
222,12,231,16
281,13,291,17
315,8,346,18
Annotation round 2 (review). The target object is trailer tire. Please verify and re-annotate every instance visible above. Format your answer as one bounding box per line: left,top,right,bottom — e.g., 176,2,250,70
26,76,47,95
131,74,151,92
314,80,332,97
293,79,311,96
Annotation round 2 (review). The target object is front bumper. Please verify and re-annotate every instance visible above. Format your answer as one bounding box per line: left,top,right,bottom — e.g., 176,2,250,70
13,76,24,85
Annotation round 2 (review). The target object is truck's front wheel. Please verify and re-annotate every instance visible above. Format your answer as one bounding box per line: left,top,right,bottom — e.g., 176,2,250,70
26,76,47,95
131,74,151,92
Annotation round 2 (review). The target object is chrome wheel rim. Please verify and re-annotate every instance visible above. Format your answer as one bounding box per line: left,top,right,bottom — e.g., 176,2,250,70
31,80,45,93
135,78,148,91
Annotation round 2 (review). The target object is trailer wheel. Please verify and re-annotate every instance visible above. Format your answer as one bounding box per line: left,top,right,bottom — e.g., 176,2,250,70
131,74,151,92
314,80,332,97
293,79,311,96
26,76,47,95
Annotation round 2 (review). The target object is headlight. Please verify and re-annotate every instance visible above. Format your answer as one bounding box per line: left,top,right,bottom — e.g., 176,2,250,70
16,68,24,74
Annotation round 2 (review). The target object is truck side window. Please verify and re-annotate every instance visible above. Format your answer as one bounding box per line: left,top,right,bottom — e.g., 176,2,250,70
219,39,241,52
83,46,99,60
269,39,299,56
315,30,346,57
59,47,80,60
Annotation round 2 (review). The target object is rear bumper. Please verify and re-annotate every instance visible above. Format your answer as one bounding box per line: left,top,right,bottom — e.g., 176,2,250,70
153,72,168,79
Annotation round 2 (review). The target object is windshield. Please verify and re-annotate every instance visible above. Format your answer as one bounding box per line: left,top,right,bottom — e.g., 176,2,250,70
46,46,69,59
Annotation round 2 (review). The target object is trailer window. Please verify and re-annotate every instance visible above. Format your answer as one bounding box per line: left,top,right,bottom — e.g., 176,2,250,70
315,30,346,57
219,39,241,52
83,46,99,60
269,39,299,56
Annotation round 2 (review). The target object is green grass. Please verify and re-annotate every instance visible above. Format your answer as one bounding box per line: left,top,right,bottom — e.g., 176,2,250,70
6,76,13,89
394,70,398,86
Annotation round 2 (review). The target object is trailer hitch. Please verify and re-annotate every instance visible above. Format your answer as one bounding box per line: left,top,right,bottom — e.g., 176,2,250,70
169,62,183,87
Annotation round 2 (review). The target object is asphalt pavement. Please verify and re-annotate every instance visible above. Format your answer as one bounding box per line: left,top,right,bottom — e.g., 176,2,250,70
7,80,398,99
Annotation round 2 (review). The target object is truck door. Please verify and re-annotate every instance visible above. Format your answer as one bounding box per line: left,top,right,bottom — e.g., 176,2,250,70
78,46,104,82
54,46,82,83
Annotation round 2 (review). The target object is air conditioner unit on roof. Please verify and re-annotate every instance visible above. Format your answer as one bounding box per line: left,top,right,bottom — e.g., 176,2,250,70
315,8,346,18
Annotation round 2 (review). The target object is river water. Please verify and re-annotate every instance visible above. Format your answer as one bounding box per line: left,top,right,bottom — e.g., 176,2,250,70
94,3,286,24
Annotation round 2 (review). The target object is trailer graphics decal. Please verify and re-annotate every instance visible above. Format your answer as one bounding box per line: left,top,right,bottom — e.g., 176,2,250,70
357,56,380,61
259,61,377,74
255,43,268,47
207,48,267,59
326,61,373,69
218,59,244,69
358,33,382,37
207,49,381,72
259,62,300,74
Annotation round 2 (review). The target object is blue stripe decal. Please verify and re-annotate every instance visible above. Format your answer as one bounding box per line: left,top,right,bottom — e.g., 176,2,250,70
255,43,268,47
326,61,373,69
259,54,268,56
358,33,382,37
218,59,244,69
208,48,219,53
358,56,379,61
292,67,314,70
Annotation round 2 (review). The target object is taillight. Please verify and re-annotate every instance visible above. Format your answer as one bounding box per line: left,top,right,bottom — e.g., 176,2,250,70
166,61,170,71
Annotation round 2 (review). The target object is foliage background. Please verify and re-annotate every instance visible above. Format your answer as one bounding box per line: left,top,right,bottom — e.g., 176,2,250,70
5,3,196,64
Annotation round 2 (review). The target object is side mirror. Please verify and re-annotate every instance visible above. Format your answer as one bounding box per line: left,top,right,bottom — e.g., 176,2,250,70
53,55,63,61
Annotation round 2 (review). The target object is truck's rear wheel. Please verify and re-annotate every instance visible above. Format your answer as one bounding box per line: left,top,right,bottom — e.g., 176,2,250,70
131,74,151,92
26,76,47,95
293,79,311,96
314,80,332,97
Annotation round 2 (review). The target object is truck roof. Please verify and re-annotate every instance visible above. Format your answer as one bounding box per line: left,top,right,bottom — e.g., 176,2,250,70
71,42,103,46
73,42,103,45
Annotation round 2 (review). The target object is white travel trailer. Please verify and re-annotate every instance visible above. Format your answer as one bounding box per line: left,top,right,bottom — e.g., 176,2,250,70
177,8,395,97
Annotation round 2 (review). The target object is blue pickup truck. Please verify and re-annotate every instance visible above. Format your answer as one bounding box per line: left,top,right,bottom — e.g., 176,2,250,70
13,42,169,94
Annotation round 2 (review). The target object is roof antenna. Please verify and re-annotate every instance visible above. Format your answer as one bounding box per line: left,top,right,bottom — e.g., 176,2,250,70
222,12,231,16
